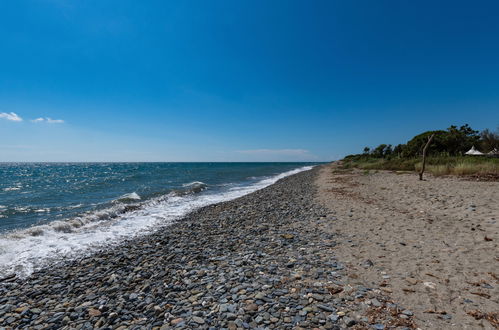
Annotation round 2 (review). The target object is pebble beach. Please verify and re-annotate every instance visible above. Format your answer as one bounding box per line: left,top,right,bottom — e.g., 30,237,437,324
0,166,415,329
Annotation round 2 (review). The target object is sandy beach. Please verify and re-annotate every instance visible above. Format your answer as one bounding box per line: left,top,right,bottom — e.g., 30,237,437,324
316,163,499,329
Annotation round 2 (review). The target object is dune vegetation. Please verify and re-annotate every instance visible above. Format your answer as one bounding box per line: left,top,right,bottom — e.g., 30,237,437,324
343,125,499,178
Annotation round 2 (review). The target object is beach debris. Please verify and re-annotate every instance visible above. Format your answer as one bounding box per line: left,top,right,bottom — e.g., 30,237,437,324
419,133,435,180
488,272,499,283
423,281,436,289
424,309,447,314
470,291,491,299
466,279,493,288
327,286,344,295
484,236,493,241
425,272,441,279
280,233,295,239
365,303,417,328
467,310,499,328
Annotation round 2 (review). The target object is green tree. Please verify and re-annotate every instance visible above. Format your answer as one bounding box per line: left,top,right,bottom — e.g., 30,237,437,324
440,124,480,155
480,128,499,152
372,144,387,158
384,144,393,157
393,144,405,157
404,130,445,157
404,124,480,157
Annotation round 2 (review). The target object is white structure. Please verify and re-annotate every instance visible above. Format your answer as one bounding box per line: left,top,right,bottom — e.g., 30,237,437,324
465,146,484,155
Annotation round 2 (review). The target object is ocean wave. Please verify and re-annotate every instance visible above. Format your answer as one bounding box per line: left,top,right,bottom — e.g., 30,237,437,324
0,165,313,279
182,181,206,187
115,192,141,202
3,186,22,192
0,206,52,218
180,181,208,194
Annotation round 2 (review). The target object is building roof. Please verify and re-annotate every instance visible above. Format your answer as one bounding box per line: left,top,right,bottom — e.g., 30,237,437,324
465,146,484,155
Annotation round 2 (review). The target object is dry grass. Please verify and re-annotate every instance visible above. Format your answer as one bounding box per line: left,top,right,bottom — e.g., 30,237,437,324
414,161,499,177
343,156,499,179
428,165,450,176
453,162,498,176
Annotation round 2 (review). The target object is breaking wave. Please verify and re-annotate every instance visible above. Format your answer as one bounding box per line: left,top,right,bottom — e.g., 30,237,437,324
115,192,141,202
0,166,313,279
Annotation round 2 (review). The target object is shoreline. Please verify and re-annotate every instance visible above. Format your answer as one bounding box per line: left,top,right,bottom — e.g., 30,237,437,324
0,166,413,329
0,165,314,280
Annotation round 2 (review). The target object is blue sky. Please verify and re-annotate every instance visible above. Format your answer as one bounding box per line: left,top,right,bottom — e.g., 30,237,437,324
1,0,498,162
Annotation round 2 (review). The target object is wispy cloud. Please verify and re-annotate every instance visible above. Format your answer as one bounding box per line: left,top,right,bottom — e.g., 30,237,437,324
0,112,23,122
237,149,311,156
31,117,65,124
0,112,65,124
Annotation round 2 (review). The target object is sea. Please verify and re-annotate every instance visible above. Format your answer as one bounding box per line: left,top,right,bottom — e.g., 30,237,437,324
0,162,316,278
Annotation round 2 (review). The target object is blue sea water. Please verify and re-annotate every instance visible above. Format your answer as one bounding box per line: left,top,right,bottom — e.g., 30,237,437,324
0,162,316,277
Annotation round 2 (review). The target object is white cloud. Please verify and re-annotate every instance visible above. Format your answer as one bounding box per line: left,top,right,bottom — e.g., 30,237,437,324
0,112,23,122
46,118,65,124
31,117,65,124
237,149,311,156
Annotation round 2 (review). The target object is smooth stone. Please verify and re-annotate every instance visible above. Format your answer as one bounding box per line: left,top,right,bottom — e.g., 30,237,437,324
226,313,237,320
244,303,258,312
192,316,205,324
171,318,184,326
88,309,101,317
317,304,335,312
343,316,356,327
402,310,413,316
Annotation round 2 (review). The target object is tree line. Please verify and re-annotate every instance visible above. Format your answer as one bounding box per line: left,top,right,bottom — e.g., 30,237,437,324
360,124,499,159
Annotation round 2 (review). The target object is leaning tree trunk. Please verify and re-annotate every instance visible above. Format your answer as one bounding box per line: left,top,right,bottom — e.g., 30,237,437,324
419,133,435,181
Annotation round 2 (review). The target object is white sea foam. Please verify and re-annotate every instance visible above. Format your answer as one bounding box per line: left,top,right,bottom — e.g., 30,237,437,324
181,181,208,194
115,192,141,202
3,186,21,191
182,181,206,187
0,166,313,278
